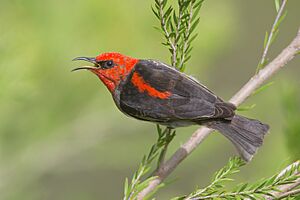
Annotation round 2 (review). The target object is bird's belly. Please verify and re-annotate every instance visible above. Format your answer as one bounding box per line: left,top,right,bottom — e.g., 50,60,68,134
157,120,196,128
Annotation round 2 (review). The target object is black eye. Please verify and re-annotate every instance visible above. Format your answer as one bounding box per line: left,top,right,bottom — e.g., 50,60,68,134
98,60,114,69
106,60,113,67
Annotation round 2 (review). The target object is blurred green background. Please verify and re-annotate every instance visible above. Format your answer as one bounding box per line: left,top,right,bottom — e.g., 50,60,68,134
0,0,299,199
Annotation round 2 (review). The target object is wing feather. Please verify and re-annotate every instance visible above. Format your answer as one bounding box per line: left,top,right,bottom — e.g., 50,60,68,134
118,60,235,124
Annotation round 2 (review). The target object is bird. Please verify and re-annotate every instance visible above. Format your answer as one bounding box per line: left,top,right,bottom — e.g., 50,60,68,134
72,52,269,162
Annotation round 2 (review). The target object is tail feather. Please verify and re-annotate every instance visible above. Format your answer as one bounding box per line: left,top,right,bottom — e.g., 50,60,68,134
206,115,269,162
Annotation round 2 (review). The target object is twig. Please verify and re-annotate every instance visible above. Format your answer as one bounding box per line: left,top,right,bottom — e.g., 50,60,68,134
156,0,177,66
188,187,300,200
178,1,195,70
278,188,300,199
256,0,288,72
265,161,300,200
188,190,263,200
172,1,184,67
127,168,146,200
185,157,244,200
156,128,174,169
137,28,300,200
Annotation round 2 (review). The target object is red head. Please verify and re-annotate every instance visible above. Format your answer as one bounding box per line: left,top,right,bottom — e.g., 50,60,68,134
73,52,138,92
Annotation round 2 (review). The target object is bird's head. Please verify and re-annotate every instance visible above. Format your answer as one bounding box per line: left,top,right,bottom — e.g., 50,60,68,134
73,52,138,92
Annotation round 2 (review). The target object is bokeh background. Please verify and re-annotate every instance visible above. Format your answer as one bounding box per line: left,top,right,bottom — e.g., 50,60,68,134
1,0,300,199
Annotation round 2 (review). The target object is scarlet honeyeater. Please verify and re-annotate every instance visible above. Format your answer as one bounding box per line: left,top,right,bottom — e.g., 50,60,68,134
73,52,269,161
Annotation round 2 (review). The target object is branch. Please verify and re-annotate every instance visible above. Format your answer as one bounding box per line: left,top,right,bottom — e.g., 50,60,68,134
137,27,300,200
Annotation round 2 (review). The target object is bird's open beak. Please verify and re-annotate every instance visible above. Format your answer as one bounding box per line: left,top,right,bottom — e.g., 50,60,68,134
72,57,99,72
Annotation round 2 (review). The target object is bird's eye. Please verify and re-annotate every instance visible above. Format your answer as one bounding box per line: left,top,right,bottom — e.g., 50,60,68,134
106,60,113,67
99,60,114,69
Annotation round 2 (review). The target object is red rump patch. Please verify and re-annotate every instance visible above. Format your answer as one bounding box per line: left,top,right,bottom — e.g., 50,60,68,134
131,72,171,99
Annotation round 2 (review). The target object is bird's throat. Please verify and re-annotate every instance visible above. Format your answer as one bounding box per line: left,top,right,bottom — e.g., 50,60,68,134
96,73,117,92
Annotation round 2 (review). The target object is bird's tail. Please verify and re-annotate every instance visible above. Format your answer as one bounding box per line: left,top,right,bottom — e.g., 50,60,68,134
205,115,269,162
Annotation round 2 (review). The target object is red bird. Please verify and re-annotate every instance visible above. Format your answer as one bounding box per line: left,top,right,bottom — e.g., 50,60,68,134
73,52,269,161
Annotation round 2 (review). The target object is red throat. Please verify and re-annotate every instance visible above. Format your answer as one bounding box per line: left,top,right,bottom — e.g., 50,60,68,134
91,53,138,92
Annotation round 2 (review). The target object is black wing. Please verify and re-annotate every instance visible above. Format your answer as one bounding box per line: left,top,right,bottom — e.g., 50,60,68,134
119,60,235,124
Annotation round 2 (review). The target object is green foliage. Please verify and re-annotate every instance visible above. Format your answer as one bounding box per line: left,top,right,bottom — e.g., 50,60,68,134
173,157,245,200
152,0,204,71
242,0,288,111
123,127,175,200
252,81,274,96
123,161,154,200
253,0,288,105
237,104,256,112
256,0,288,72
275,0,280,12
173,157,300,200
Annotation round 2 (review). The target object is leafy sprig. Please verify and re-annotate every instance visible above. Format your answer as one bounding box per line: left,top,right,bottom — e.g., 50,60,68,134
173,157,300,200
256,0,288,72
152,0,204,71
181,157,245,200
123,0,205,199
244,0,287,109
123,126,175,200
151,0,204,175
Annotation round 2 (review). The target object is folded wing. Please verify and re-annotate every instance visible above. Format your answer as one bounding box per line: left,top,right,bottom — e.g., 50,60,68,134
119,60,235,124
